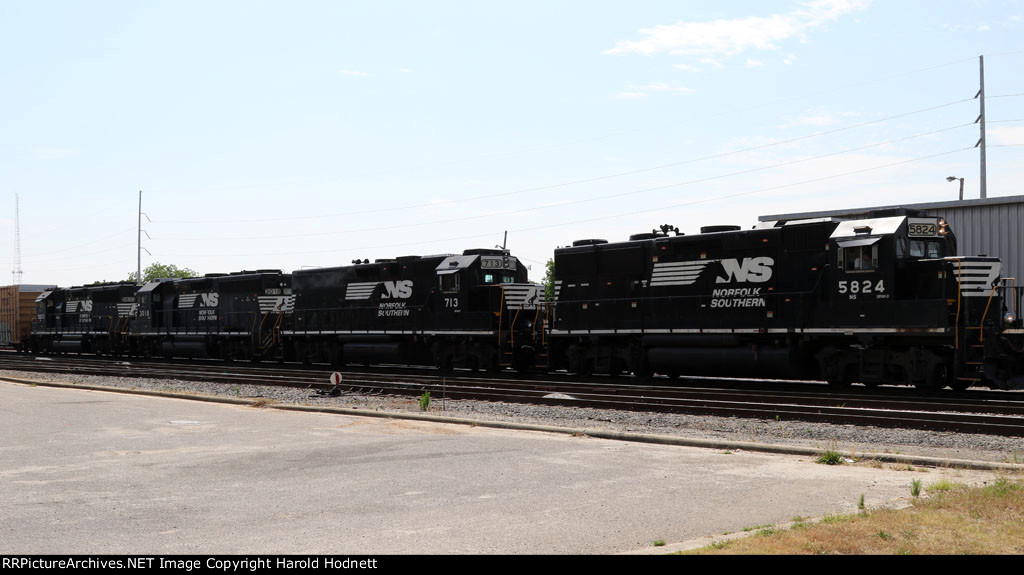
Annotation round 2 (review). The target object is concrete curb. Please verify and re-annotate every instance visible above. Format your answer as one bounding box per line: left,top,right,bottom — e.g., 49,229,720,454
4,375,1023,473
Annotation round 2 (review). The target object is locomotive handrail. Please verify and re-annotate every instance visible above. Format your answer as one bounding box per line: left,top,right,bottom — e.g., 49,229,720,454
955,259,962,351
979,280,1000,343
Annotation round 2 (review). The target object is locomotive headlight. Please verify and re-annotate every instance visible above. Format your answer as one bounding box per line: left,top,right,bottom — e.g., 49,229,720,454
1006,312,1017,324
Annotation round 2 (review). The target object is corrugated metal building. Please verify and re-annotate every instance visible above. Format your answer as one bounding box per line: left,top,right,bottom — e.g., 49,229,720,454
759,195,1024,285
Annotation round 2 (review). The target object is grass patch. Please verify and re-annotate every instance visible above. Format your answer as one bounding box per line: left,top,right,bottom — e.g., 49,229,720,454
418,391,431,411
686,478,1024,555
816,450,843,465
927,479,959,493
910,479,923,498
653,539,666,547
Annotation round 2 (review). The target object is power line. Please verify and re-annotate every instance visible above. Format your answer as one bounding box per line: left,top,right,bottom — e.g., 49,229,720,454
149,122,976,242
509,148,976,234
151,146,974,259
153,97,976,226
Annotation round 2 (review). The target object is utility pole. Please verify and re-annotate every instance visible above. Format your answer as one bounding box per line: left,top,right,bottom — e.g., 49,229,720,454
137,190,142,286
975,55,988,199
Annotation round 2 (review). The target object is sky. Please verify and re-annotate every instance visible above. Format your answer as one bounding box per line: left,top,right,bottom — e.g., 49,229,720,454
2,0,1023,287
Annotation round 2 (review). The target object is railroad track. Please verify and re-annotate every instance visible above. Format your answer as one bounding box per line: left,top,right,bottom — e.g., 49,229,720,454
2,351,1024,437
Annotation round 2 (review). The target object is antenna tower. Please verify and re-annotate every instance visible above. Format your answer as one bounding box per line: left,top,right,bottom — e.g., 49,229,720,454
13,194,23,284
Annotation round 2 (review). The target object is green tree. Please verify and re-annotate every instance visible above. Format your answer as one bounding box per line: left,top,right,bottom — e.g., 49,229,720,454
127,262,198,284
543,258,555,301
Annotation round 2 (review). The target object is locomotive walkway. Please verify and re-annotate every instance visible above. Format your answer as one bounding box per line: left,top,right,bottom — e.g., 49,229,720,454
0,380,1005,555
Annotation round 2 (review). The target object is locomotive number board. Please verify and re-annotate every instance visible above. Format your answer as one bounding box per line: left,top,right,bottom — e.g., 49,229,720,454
481,257,516,270
907,218,939,238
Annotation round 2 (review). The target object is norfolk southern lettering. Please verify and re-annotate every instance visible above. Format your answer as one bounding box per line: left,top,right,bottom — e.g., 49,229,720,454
377,280,413,317
710,287,766,308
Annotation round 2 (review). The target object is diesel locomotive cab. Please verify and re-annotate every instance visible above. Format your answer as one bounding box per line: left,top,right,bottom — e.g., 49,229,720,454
830,215,955,310
822,213,1012,389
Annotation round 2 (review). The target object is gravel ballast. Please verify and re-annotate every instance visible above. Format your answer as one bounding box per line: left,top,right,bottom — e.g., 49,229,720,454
3,368,1023,466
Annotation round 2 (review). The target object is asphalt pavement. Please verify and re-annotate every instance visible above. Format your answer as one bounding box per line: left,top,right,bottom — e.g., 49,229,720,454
0,380,998,554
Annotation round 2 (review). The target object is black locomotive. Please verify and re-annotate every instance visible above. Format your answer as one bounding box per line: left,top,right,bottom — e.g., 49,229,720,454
549,210,1023,390
129,269,292,360
26,209,1024,390
31,281,138,356
281,249,542,371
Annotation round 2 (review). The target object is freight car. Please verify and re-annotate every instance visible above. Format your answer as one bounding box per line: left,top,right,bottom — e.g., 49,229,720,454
548,210,1024,390
0,284,55,351
281,249,545,371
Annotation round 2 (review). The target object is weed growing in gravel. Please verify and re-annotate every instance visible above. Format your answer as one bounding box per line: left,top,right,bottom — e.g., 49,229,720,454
911,479,923,498
653,539,666,547
819,513,853,525
816,450,843,465
858,494,866,512
927,479,958,492
419,391,431,411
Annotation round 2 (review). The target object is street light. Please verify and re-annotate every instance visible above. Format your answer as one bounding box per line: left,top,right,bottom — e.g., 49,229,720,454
946,176,965,201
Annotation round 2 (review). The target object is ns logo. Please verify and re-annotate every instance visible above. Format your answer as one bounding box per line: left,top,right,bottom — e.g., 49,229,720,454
200,293,219,307
380,280,414,299
716,257,774,284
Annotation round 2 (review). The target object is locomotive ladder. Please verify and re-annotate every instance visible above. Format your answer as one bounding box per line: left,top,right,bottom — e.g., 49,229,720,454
254,312,285,360
496,286,550,371
954,261,1002,387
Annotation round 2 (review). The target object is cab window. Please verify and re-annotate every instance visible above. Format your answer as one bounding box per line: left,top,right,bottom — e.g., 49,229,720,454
839,245,878,271
440,273,460,293
482,273,516,284
909,239,942,258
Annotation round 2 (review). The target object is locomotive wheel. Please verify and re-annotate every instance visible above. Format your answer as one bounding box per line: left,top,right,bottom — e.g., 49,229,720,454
947,365,972,391
918,362,951,390
949,379,971,392
826,365,856,388
436,351,454,372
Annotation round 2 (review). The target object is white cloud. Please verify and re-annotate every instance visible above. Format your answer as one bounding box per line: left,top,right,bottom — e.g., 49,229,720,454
606,0,870,60
341,70,369,77
673,63,700,72
745,58,764,68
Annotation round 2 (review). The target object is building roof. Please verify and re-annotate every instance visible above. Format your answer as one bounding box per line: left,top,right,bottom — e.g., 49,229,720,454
759,194,1024,222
